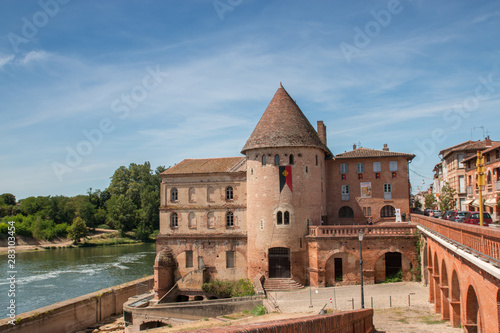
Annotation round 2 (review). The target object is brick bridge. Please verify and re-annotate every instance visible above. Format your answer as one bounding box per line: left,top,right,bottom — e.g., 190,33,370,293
413,214,500,333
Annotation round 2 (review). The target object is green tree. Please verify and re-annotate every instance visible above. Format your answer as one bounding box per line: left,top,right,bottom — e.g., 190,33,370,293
106,195,136,236
439,182,457,212
68,217,88,244
413,196,422,210
424,193,437,209
0,193,16,206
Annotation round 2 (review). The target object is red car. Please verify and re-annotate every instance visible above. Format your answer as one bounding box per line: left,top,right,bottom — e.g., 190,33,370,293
463,212,492,226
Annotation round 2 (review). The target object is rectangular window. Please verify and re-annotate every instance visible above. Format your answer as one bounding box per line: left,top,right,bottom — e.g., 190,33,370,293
226,251,235,268
457,153,464,168
363,207,371,217
389,161,398,172
185,250,193,268
357,163,364,173
384,183,392,200
341,185,349,201
373,162,381,172
334,258,343,281
496,150,499,159
486,154,490,163
340,163,348,173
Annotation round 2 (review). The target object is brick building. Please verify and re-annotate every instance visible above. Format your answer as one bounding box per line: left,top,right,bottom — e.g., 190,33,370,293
462,141,500,222
155,85,416,292
436,138,498,210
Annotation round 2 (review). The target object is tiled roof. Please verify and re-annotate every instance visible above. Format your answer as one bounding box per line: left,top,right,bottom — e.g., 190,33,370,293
462,141,500,163
241,84,332,156
334,147,415,160
162,157,246,175
439,139,497,158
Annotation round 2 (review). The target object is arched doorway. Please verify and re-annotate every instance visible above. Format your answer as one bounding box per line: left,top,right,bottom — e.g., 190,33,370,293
325,252,359,286
466,285,480,332
339,206,354,218
450,270,461,328
268,247,290,278
385,252,402,281
380,205,395,217
440,260,450,320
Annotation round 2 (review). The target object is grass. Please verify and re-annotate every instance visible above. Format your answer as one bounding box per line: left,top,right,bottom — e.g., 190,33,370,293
418,315,446,325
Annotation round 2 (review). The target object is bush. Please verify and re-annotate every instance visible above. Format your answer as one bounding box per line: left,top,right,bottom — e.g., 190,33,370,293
97,224,110,229
385,270,403,283
202,279,255,298
250,304,266,316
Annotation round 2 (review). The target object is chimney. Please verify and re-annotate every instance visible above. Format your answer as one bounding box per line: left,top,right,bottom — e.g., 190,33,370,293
353,144,357,150
317,121,327,146
485,137,492,147
383,144,389,151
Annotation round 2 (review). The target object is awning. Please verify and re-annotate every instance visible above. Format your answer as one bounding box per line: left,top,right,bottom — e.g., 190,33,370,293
485,198,497,207
471,200,479,208
464,199,473,205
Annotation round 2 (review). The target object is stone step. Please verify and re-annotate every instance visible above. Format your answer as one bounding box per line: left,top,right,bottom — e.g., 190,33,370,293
263,278,304,291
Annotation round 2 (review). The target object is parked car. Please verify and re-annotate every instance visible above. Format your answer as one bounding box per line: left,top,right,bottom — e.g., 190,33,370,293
431,210,442,218
463,212,492,226
450,211,469,223
443,210,456,220
412,208,423,215
424,208,433,216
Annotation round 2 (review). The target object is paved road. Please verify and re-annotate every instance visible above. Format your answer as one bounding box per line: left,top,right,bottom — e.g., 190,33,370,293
270,282,462,333
270,281,430,312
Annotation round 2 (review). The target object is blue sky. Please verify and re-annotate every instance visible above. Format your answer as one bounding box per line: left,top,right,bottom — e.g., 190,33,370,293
1,0,499,200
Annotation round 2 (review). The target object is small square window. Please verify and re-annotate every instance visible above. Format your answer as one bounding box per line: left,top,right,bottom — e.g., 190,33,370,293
373,162,381,172
389,161,398,172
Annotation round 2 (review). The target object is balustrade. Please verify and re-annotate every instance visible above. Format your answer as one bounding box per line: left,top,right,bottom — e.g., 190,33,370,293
412,214,500,262
308,223,416,238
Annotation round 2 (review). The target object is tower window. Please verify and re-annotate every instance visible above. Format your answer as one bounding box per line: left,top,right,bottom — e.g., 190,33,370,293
284,211,290,225
226,186,233,200
316,155,318,166
277,211,283,225
262,155,266,165
170,213,178,228
226,211,234,227
289,154,294,165
274,154,280,165
171,188,178,201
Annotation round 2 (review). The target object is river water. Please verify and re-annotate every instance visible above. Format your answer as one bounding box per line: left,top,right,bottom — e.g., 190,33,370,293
0,243,156,319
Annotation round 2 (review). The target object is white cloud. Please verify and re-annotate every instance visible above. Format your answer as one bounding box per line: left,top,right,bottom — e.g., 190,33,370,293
0,54,14,68
20,50,51,65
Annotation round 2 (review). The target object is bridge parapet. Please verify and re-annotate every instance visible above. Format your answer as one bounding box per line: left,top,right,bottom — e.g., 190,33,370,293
412,214,500,263
308,223,417,237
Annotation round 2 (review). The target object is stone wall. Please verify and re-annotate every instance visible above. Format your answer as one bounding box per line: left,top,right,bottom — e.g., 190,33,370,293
0,276,153,333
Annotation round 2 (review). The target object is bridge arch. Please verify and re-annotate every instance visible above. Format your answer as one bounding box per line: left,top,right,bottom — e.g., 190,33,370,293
450,269,461,328
466,284,481,332
440,259,450,320
140,320,169,330
428,246,434,303
433,252,442,313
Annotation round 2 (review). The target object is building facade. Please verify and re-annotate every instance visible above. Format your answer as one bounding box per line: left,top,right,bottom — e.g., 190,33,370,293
463,142,500,222
437,139,498,211
156,85,416,289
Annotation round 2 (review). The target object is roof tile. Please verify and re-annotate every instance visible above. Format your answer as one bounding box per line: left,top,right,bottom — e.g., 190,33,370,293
162,157,246,175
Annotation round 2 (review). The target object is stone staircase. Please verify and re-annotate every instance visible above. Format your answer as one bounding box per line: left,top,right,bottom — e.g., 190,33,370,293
263,278,304,291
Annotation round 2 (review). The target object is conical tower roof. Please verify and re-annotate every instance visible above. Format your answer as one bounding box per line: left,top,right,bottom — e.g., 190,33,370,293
241,84,331,155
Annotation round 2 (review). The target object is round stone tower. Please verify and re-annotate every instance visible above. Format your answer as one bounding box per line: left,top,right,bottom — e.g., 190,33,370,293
153,247,176,300
241,84,332,285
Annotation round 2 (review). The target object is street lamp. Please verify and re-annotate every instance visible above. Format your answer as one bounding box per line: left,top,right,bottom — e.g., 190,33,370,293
358,229,365,309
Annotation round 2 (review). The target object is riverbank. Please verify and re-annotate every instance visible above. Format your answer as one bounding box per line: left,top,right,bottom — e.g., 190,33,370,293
0,229,142,255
